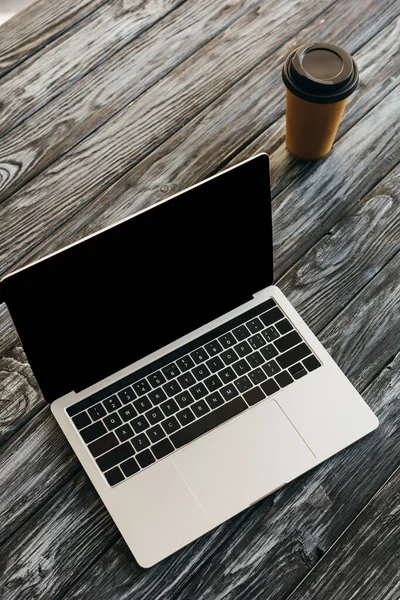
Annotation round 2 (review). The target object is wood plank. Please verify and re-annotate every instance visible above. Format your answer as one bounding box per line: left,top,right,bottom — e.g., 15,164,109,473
1,253,398,598
287,469,400,600
279,167,400,332
4,2,397,278
0,0,105,76
0,0,261,200
0,0,184,135
3,0,398,277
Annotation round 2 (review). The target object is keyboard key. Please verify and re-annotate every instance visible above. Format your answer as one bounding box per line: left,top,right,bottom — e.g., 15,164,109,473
190,383,208,400
244,386,266,406
147,425,166,443
219,333,236,348
161,416,181,435
115,423,135,442
219,366,236,384
221,348,239,365
88,432,119,457
206,356,224,373
275,331,302,353
235,341,252,357
133,396,152,414
220,383,239,401
160,399,179,417
261,379,280,396
88,403,107,421
148,388,167,405
192,399,211,418
192,364,211,381
176,407,196,426
176,390,194,408
247,351,265,368
190,348,209,364
131,415,150,434
131,433,151,452
117,387,136,404
146,406,164,425
72,412,91,430
162,363,181,380
118,403,137,422
136,449,156,468
80,421,107,443
171,397,247,449
97,442,135,472
275,371,294,388
263,359,281,377
176,355,195,372
235,375,253,393
248,368,267,385
103,395,122,413
290,364,307,379
277,343,311,369
232,325,250,341
260,307,285,327
163,380,182,397
104,467,124,486
205,392,224,410
303,355,321,372
152,438,174,459
248,333,266,350
246,317,263,333
148,371,166,388
204,340,223,355
232,359,251,376
260,344,278,361
276,319,293,335
177,372,196,389
133,379,151,396
204,374,223,392
120,457,140,477
262,326,280,343
104,413,123,430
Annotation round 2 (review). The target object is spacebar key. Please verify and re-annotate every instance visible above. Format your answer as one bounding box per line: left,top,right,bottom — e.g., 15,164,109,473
171,397,247,449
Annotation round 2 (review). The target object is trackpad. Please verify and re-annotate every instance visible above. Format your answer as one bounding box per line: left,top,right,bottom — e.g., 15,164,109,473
173,400,316,523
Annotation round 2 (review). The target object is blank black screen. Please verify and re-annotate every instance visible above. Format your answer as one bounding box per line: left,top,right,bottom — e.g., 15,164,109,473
1,155,272,402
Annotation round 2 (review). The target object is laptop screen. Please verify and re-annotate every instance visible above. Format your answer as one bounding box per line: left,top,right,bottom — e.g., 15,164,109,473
1,154,272,402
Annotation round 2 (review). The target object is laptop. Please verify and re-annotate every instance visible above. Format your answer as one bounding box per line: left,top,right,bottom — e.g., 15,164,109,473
1,153,378,567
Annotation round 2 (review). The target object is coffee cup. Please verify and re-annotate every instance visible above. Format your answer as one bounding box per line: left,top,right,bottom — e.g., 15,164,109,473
282,42,359,160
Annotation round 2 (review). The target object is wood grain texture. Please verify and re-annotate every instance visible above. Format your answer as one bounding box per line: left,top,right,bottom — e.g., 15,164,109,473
1,0,368,274
0,0,261,202
1,252,398,600
288,468,400,600
5,0,397,277
60,352,400,600
0,0,106,76
0,0,184,135
279,167,400,332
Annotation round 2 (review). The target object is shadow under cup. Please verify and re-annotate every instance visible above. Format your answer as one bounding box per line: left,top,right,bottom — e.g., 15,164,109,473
282,42,359,160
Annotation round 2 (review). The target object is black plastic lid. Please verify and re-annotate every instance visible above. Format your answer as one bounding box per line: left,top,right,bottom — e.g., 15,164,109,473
282,42,359,104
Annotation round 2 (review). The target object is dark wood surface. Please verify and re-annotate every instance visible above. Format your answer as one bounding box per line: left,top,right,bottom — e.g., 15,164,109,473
0,1,399,598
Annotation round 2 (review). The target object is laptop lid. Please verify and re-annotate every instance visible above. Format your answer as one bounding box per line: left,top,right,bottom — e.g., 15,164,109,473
1,154,272,403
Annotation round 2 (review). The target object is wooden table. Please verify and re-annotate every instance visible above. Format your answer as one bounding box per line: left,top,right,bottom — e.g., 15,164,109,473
0,1,399,598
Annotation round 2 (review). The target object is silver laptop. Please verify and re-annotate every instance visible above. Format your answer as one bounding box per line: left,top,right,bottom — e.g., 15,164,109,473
1,154,378,567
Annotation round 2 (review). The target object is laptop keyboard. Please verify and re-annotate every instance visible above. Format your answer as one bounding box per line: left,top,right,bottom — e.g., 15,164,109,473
67,299,321,487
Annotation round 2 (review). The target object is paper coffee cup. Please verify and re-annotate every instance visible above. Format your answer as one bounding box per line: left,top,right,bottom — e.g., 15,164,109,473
282,42,359,160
